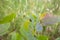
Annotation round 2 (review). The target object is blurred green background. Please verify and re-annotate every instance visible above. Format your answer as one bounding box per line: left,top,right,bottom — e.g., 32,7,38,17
0,0,60,40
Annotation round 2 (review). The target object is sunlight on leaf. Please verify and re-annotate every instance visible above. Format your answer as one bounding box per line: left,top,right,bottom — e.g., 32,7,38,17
0,13,16,24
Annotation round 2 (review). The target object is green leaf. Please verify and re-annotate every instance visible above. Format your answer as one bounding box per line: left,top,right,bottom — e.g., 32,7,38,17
0,13,16,24
20,20,36,40
0,23,10,36
55,37,60,40
20,28,36,40
38,35,49,40
9,32,23,40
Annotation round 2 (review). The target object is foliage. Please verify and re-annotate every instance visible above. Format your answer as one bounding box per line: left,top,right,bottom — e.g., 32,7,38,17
0,0,60,40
